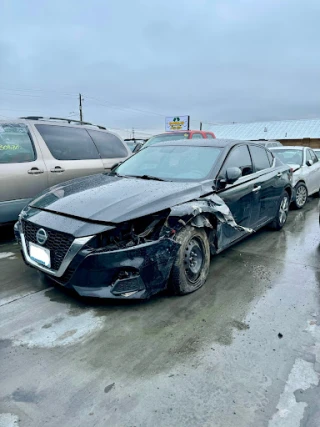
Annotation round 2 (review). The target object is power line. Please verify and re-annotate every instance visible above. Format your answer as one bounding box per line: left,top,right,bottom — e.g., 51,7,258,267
84,96,166,118
0,86,231,126
0,87,78,98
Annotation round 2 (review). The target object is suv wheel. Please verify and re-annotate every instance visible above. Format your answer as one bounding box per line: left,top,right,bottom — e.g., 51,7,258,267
170,226,210,295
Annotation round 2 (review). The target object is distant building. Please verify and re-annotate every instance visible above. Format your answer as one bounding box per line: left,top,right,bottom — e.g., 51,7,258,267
205,118,320,147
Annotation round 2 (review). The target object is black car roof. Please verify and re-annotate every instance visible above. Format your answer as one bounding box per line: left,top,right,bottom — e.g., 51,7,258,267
151,138,257,148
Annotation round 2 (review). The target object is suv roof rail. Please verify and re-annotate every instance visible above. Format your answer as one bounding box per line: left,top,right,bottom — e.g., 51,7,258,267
20,116,107,130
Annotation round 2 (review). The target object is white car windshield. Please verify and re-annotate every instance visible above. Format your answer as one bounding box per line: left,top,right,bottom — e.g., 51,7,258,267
271,149,303,166
116,145,222,181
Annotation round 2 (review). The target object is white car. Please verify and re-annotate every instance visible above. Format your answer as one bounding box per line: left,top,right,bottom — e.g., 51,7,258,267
271,146,320,209
313,148,320,159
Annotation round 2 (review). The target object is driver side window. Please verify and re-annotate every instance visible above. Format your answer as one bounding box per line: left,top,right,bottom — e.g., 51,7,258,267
220,145,253,178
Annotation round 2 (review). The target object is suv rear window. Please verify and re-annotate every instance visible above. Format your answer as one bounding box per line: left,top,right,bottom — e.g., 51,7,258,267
0,124,36,163
35,124,100,160
87,130,128,158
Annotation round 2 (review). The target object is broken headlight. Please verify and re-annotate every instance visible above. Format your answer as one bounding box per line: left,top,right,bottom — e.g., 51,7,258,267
94,209,170,251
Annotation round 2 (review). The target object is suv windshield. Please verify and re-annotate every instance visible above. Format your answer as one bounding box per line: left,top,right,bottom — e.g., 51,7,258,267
271,148,303,166
116,145,221,181
144,133,189,147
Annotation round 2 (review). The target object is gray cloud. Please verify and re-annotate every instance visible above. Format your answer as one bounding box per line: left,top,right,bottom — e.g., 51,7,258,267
1,0,320,136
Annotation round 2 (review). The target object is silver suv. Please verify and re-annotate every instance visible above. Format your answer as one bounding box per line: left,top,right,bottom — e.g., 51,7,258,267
0,117,130,224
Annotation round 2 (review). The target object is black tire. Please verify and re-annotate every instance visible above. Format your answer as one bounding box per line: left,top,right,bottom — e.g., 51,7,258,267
170,226,210,295
269,191,290,230
293,183,308,209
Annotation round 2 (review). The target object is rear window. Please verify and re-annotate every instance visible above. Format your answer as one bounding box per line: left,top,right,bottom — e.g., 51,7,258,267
87,130,128,158
0,123,36,163
144,133,189,147
35,124,100,160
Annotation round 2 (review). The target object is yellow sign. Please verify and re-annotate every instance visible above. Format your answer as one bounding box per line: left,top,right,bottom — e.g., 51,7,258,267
165,115,189,132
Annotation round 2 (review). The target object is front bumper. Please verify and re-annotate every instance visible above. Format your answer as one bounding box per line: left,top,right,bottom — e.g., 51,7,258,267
17,219,179,299
63,238,179,299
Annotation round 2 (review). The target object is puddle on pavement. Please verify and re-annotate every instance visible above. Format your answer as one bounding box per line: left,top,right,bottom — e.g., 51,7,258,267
75,249,287,377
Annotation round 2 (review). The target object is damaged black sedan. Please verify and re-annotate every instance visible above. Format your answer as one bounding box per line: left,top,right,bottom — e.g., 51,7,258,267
15,140,292,299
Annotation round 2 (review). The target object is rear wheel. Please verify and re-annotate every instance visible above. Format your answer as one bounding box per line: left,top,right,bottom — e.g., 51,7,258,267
270,191,290,230
170,226,210,295
293,183,308,209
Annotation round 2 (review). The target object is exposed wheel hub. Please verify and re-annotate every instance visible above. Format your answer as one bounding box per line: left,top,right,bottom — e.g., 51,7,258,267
184,238,204,282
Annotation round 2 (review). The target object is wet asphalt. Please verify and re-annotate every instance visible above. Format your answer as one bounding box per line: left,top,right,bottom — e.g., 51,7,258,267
0,200,320,427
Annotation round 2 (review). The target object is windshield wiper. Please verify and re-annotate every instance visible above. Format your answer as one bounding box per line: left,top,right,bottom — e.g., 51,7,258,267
130,174,166,182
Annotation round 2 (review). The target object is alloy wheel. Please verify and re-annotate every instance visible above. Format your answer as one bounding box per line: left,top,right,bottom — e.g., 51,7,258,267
295,185,307,208
279,196,289,225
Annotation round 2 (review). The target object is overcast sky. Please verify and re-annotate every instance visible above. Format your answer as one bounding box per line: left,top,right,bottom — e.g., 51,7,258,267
1,0,320,137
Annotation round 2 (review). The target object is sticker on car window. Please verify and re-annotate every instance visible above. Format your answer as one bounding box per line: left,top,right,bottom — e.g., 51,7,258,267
0,144,21,150
184,133,188,137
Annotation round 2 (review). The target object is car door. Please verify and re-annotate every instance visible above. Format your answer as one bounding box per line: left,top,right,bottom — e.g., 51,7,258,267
217,144,255,248
32,123,105,187
248,145,283,226
86,129,130,171
0,122,49,221
305,149,320,194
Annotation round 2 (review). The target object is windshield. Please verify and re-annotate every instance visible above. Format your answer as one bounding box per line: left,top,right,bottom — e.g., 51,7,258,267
144,133,189,147
271,149,303,166
116,145,222,181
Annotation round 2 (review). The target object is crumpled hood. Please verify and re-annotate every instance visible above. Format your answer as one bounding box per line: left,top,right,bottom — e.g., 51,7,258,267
30,174,207,223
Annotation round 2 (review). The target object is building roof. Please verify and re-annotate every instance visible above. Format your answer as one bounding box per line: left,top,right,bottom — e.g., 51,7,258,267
205,118,320,140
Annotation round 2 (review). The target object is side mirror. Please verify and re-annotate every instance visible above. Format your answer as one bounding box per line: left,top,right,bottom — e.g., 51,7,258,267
306,160,313,167
225,167,242,184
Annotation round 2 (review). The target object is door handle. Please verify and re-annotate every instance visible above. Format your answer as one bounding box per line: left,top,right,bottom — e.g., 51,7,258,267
252,186,261,193
276,172,282,177
50,166,65,173
28,167,44,175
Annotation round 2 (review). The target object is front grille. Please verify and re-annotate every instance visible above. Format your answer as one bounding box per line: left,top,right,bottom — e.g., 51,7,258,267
22,220,74,271
52,267,76,285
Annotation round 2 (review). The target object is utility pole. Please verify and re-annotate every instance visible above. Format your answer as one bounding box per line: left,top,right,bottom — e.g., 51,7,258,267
79,93,83,122
200,122,202,130
132,127,135,139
